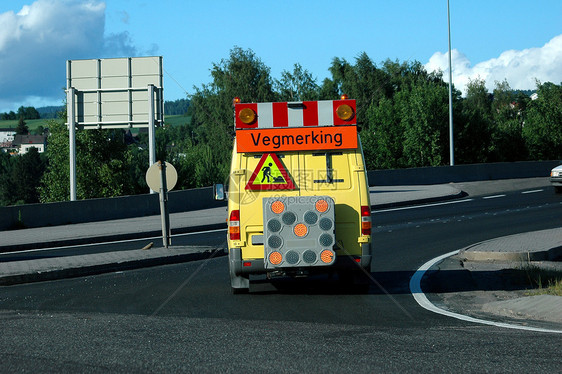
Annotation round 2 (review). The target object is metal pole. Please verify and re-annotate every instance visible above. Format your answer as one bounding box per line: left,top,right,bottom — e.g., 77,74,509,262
148,84,156,193
67,87,77,201
447,0,455,166
159,161,171,248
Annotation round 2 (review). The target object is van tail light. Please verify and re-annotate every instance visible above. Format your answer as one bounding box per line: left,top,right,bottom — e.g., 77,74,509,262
229,209,241,240
361,205,371,235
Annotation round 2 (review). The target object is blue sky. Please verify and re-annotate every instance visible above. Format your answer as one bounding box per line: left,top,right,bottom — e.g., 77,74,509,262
1,0,561,112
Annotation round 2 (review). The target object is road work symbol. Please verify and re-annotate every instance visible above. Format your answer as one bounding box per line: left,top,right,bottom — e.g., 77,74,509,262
246,153,295,190
261,163,273,183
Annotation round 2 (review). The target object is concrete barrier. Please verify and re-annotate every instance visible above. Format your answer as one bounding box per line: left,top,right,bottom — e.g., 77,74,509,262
367,160,560,186
1,160,559,230
0,187,226,230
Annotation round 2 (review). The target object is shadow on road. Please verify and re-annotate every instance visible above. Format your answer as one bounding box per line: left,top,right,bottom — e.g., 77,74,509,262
247,268,537,295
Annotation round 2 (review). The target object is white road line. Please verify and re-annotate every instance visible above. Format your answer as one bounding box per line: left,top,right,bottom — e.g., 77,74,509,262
0,228,227,256
483,194,506,199
409,250,562,334
373,198,473,213
522,189,543,194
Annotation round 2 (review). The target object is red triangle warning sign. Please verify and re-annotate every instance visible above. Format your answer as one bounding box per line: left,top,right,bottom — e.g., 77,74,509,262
245,153,296,190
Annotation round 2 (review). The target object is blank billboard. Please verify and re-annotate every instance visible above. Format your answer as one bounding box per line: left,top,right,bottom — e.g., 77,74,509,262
66,56,163,128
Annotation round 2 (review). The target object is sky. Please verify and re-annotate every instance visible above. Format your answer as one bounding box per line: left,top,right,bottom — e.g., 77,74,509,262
1,0,561,112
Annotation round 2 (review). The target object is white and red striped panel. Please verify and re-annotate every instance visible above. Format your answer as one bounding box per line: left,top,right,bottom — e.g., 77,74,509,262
235,99,356,129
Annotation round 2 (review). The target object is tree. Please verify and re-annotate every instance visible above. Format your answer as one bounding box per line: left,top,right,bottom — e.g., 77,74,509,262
12,148,46,204
0,152,16,206
16,117,29,135
40,121,135,202
164,99,190,115
275,63,320,101
456,78,494,163
17,106,40,120
39,121,70,202
189,47,276,185
363,96,407,169
0,148,46,206
490,80,527,161
329,53,390,124
400,82,450,167
523,81,562,160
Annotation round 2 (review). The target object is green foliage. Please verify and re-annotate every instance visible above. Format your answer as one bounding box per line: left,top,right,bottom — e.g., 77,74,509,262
39,121,135,202
0,148,46,205
0,118,62,133
1,111,17,120
489,80,528,161
1,106,40,121
189,47,276,185
38,121,70,202
3,48,561,207
275,63,320,101
16,117,29,135
164,99,190,115
401,82,450,167
456,78,494,163
523,81,562,160
344,56,457,169
17,106,40,120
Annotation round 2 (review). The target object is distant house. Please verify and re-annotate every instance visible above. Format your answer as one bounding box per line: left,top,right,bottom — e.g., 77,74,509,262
12,134,47,154
0,128,16,143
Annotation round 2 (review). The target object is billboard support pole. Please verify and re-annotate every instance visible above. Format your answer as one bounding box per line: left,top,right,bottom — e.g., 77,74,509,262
67,87,77,201
148,84,156,193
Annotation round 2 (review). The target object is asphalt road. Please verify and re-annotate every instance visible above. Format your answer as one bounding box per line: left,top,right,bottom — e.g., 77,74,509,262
0,181,561,372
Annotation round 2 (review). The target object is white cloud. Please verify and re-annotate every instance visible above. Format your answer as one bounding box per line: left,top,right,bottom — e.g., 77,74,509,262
425,34,562,94
0,0,138,112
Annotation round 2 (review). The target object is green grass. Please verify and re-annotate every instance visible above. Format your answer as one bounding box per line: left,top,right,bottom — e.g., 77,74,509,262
0,118,63,132
1,114,188,133
164,114,191,126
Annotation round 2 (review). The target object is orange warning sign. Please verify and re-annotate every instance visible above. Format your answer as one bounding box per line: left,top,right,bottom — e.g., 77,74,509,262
245,153,295,190
236,126,357,153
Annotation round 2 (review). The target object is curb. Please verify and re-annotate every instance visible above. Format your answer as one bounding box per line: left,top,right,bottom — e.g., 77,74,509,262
0,248,226,287
0,223,227,253
458,228,562,262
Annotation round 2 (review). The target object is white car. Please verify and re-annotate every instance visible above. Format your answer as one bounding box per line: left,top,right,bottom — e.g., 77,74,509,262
550,164,562,193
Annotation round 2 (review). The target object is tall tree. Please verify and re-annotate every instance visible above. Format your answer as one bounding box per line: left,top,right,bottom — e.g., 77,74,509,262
523,81,562,160
329,53,390,124
189,47,276,185
16,117,29,135
275,63,319,101
490,80,527,161
0,148,45,205
457,78,494,163
401,82,450,167
40,122,134,202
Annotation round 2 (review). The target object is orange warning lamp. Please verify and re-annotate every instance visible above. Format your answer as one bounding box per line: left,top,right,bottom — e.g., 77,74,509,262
336,104,354,121
239,107,256,124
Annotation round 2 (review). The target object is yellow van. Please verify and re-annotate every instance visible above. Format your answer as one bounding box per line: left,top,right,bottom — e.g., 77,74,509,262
214,97,372,293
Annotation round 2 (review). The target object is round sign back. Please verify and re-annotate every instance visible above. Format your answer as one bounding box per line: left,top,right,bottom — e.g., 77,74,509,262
145,161,178,191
